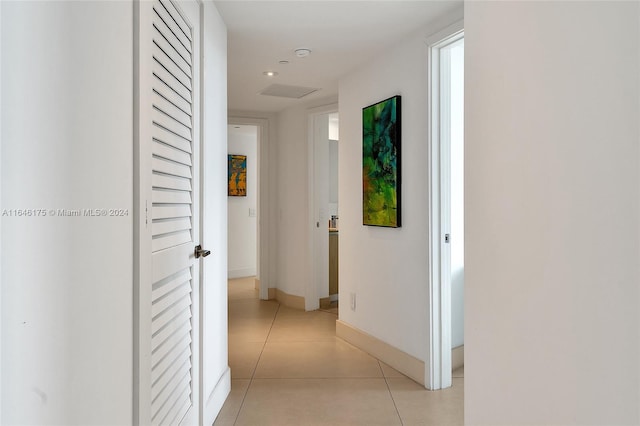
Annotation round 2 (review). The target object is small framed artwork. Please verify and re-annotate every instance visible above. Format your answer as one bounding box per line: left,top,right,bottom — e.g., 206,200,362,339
362,95,401,227
228,154,247,196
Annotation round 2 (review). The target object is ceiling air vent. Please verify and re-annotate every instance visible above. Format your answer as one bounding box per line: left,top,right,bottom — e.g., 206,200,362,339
259,84,319,99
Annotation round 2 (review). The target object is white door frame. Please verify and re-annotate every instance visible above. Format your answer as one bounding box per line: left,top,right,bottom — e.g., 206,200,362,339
426,20,464,390
306,103,338,311
228,116,271,300
0,2,3,419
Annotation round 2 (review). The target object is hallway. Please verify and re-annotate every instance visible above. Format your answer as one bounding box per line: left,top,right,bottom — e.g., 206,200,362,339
214,277,464,426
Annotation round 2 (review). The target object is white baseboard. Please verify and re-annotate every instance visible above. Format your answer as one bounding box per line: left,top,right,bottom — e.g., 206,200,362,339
275,288,305,310
228,267,256,279
336,320,425,386
204,367,231,426
452,345,464,371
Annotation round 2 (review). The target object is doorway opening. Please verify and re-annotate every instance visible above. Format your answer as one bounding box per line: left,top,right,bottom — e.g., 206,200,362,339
307,105,339,312
227,117,271,301
227,124,259,284
428,25,464,390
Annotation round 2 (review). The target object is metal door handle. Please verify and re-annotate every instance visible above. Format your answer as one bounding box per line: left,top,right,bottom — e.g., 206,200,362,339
194,245,211,259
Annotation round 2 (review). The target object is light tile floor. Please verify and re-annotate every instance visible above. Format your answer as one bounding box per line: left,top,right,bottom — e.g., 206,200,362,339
214,277,464,426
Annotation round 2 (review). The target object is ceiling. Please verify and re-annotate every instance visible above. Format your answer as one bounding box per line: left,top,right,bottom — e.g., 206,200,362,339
215,1,462,113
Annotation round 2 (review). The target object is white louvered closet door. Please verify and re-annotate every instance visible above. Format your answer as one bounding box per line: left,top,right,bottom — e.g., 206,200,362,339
136,0,202,425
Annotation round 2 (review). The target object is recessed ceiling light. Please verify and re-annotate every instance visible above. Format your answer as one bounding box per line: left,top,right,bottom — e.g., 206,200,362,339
263,71,279,77
294,48,311,58
279,60,290,65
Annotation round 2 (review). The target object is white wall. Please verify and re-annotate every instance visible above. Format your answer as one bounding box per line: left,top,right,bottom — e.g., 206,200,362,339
0,2,4,420
228,125,258,278
272,98,337,301
1,1,133,423
275,106,310,297
465,1,640,424
338,11,462,361
449,41,464,349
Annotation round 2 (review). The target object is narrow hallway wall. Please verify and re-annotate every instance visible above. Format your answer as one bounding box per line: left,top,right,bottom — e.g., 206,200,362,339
1,2,133,423
465,1,640,423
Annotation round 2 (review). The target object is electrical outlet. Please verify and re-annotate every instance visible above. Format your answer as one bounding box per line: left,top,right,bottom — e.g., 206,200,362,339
350,293,356,311
249,208,256,217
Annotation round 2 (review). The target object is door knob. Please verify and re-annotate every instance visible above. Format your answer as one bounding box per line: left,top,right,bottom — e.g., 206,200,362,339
194,244,211,259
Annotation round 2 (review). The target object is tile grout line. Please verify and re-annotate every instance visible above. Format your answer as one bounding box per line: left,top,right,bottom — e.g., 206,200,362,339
230,299,281,426
378,360,405,426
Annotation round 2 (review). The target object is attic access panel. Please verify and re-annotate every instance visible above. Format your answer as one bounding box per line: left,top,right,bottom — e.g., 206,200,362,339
259,84,319,99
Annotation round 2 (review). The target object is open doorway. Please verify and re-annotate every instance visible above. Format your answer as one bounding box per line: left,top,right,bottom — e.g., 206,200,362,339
228,125,258,283
227,117,272,301
428,25,464,390
308,106,339,312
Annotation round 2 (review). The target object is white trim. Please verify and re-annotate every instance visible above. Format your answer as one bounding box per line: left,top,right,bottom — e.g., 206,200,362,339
424,19,464,48
228,267,257,279
307,103,339,311
426,20,463,390
228,116,271,301
133,2,152,422
0,1,3,419
336,320,425,385
202,367,231,424
452,345,464,371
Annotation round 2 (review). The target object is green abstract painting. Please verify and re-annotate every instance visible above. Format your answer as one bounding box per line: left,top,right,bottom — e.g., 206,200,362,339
363,96,401,227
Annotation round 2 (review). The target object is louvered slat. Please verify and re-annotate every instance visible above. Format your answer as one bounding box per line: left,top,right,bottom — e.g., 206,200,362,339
152,33,191,79
151,340,191,382
151,328,192,369
153,266,190,292
158,0,192,45
153,92,193,132
161,0,193,44
152,41,192,89
152,205,192,220
152,75,192,120
152,336,191,385
152,281,191,318
151,313,191,359
153,189,192,204
156,378,191,425
152,217,192,237
152,357,191,403
152,107,192,141
153,46,193,92
152,231,191,252
153,3,192,59
153,61,192,104
152,370,191,424
152,292,192,327
152,123,192,154
166,394,192,426
152,12,192,67
153,141,191,166
153,173,192,191
152,156,192,179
